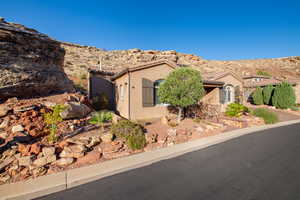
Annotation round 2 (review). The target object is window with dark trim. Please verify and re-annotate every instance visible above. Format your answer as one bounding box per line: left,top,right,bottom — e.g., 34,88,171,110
154,79,164,105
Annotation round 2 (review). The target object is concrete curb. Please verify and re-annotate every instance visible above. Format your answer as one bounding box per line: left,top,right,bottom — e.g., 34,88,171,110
1,119,300,200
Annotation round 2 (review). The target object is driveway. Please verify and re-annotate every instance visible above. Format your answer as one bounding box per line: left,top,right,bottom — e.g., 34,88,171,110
37,123,300,200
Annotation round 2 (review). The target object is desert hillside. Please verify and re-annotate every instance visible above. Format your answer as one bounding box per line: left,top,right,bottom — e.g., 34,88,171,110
61,42,300,82
1,18,300,95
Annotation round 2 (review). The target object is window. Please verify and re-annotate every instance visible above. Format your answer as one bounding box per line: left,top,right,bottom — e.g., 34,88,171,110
154,79,164,105
120,85,124,101
224,85,234,103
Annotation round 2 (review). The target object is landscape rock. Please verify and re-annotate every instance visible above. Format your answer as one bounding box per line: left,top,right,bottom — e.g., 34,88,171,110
32,167,47,177
0,175,10,183
59,144,87,158
0,119,9,128
12,125,24,133
60,102,91,119
30,143,41,155
18,144,31,156
0,105,10,117
33,157,47,167
18,156,33,167
86,136,101,148
101,133,113,143
0,131,8,139
55,157,74,166
42,147,56,157
145,133,158,144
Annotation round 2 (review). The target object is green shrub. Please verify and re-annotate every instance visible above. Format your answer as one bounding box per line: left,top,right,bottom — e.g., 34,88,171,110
111,120,146,150
272,82,296,109
252,87,264,105
262,85,274,105
253,108,279,124
89,111,113,132
225,103,249,117
256,70,271,77
43,105,66,143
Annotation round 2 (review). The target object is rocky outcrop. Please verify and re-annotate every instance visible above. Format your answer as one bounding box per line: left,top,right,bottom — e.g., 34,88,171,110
0,19,74,100
61,42,300,81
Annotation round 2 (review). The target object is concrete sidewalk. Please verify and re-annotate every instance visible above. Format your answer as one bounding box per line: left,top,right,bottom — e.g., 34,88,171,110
1,119,300,200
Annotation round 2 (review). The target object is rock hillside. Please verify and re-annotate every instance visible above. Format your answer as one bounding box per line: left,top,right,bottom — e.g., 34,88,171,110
61,43,300,81
0,18,74,101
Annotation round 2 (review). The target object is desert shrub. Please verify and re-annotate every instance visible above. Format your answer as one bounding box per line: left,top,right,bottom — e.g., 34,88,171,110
262,85,274,105
111,120,146,150
252,87,264,105
43,105,66,143
253,108,279,124
272,82,296,109
256,70,271,77
89,111,113,132
225,103,249,117
91,93,109,110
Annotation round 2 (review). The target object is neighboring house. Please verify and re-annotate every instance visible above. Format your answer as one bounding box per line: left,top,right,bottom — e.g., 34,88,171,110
204,72,244,105
242,75,300,103
88,60,300,120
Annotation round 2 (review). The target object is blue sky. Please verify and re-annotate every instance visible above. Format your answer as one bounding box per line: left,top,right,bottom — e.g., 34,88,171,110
1,0,299,60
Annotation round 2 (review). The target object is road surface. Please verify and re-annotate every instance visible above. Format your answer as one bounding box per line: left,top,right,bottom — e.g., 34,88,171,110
37,123,300,200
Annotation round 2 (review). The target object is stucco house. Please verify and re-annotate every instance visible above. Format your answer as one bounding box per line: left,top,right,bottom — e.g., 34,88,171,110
88,60,300,120
88,60,244,120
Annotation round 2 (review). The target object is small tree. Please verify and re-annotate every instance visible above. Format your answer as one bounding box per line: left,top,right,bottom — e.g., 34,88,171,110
158,67,205,122
262,85,274,105
43,105,66,143
272,82,296,109
252,87,264,105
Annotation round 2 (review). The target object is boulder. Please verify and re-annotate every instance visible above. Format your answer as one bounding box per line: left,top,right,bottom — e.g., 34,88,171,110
0,20,74,100
60,102,91,119
59,144,87,158
55,157,74,166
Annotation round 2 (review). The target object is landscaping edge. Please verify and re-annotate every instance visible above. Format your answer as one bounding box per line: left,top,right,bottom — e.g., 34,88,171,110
1,119,300,200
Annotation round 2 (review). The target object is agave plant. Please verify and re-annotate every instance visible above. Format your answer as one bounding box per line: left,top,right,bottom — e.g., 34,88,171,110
89,111,113,132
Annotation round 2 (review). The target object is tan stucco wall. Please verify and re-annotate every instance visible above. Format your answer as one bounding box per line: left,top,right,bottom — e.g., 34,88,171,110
114,74,130,119
201,87,220,105
128,63,174,120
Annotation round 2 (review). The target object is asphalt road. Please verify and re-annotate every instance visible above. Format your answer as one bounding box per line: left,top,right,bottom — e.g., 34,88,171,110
37,123,300,200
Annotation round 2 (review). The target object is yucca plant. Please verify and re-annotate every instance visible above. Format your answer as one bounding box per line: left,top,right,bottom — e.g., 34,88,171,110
89,111,113,132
